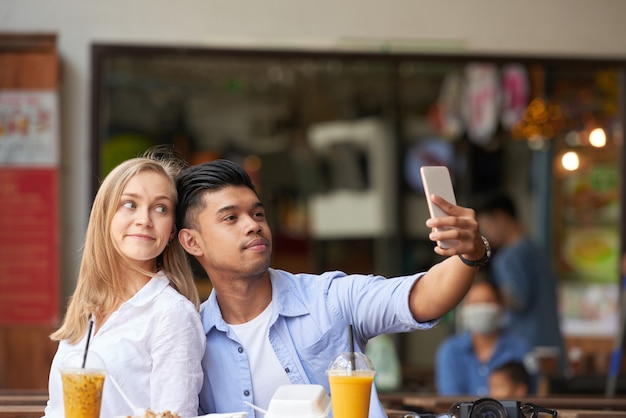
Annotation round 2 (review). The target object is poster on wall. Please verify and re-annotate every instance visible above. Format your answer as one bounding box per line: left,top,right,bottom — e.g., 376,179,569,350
0,90,59,325
558,163,620,337
560,164,620,283
0,91,58,166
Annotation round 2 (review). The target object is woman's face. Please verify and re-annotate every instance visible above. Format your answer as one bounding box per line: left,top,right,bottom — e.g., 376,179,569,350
461,281,503,335
110,170,175,270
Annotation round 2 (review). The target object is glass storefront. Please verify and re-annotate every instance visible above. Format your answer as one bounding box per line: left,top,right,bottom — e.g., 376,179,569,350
91,45,624,374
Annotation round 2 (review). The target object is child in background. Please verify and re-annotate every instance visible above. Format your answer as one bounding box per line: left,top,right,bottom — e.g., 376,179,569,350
489,360,530,398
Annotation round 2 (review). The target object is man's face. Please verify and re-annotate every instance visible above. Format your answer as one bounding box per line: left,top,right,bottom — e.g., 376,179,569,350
180,185,272,281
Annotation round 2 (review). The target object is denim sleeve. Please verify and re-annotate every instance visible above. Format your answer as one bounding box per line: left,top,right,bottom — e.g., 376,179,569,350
324,271,438,345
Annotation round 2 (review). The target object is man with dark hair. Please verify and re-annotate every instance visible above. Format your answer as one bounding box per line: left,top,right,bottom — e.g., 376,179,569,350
477,193,565,372
489,360,531,398
177,159,489,418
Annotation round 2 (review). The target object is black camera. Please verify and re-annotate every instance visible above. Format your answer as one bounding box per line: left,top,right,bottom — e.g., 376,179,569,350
455,398,523,418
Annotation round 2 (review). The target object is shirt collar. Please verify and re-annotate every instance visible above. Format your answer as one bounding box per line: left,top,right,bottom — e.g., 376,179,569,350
201,268,309,333
459,330,475,351
125,270,170,307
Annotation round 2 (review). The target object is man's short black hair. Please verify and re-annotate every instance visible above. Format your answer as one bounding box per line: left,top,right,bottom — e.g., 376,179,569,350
492,360,530,387
476,193,517,219
176,159,257,229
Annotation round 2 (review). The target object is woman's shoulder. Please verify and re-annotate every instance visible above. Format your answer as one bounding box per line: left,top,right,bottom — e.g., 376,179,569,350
161,284,198,306
149,277,200,316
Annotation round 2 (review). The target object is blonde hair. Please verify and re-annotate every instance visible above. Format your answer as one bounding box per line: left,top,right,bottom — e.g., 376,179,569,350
51,151,199,344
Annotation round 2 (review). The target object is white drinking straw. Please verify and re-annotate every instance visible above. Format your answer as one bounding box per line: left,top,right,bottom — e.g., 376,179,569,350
108,373,145,416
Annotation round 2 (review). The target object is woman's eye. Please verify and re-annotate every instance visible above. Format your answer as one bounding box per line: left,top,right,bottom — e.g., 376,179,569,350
155,205,168,215
122,201,135,209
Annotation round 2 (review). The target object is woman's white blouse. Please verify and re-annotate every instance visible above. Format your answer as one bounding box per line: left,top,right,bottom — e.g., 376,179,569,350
44,272,206,418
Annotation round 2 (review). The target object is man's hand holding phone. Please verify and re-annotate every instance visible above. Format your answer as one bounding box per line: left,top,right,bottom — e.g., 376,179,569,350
420,166,486,262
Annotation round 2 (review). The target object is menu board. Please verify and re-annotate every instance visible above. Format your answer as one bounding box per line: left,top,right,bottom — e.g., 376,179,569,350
0,90,59,325
559,163,620,283
557,162,620,337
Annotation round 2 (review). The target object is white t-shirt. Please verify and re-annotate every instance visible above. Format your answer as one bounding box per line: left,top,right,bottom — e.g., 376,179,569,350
44,272,206,418
230,301,290,413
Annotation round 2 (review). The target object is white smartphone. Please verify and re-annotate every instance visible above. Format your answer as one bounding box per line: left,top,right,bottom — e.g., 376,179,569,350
420,166,459,249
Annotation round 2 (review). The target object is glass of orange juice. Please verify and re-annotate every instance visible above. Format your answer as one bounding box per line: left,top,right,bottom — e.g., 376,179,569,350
61,350,107,418
326,352,376,418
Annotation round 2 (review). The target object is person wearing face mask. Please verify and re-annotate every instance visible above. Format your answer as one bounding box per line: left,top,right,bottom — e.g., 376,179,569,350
435,275,531,396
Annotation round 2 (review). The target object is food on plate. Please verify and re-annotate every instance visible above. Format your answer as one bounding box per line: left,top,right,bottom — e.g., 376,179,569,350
130,408,180,418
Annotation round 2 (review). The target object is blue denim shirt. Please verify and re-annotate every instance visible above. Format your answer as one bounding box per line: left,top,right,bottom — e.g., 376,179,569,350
198,268,435,418
492,239,565,370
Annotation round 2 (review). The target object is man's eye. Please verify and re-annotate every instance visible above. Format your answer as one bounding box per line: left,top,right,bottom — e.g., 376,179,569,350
253,212,265,219
224,215,236,221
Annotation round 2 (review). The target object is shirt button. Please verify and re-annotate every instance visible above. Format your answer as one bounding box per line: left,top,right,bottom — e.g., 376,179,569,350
238,347,244,353
244,390,250,397
285,368,290,373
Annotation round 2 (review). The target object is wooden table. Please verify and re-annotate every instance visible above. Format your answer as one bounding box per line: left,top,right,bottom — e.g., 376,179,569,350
558,411,626,418
0,405,45,418
0,390,47,418
379,391,422,409
0,395,48,405
399,394,626,414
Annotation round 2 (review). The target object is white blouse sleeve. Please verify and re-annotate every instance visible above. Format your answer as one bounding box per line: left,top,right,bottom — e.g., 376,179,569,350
149,299,206,417
43,346,64,418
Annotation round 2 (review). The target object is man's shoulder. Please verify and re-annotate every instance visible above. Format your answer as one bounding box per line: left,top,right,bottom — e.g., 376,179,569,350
505,237,543,255
269,268,349,288
269,268,341,301
269,267,344,279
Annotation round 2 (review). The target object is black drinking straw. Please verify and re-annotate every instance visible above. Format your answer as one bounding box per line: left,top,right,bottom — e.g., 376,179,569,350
81,314,95,369
348,324,355,371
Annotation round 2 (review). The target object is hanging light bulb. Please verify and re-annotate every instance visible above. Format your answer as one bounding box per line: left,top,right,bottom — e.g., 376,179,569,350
561,151,580,171
589,128,607,147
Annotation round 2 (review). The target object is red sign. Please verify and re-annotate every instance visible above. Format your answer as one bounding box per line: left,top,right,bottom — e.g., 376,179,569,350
0,168,59,325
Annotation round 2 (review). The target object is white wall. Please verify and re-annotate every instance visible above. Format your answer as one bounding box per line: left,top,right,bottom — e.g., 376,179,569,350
2,0,625,296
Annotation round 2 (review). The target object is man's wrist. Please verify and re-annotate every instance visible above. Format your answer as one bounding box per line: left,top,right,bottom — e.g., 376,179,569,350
458,235,491,267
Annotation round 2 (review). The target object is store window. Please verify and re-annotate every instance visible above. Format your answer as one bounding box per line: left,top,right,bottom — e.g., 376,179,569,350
546,66,622,341
92,45,624,378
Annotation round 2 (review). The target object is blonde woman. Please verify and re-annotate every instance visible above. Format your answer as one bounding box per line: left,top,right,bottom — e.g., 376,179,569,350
44,151,205,418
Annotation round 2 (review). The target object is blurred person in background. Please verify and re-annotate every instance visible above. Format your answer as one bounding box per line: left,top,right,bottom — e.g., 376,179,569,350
476,193,565,373
436,275,531,396
44,150,205,418
489,360,530,398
